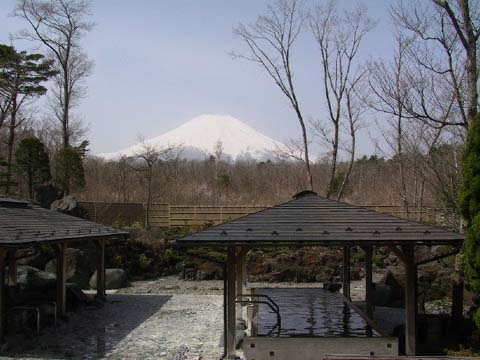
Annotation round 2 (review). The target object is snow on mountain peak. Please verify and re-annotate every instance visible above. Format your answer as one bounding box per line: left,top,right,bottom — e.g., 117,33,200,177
98,114,289,161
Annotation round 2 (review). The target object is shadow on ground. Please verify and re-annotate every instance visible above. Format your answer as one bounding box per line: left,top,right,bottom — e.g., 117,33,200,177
4,294,171,359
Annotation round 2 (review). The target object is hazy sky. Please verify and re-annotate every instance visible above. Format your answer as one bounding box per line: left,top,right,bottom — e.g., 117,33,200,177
0,0,397,157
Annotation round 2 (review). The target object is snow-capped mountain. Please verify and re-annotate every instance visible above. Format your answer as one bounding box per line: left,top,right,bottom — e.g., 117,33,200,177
98,114,290,161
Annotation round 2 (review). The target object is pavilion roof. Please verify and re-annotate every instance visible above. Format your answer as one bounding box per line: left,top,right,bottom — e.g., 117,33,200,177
176,191,463,247
0,199,128,247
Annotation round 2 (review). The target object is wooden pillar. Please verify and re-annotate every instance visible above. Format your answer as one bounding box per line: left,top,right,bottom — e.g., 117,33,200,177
451,254,464,323
236,247,247,320
364,246,374,320
56,242,67,318
96,239,106,300
0,248,7,343
7,249,17,286
363,245,374,337
343,246,351,300
226,247,236,359
403,245,417,356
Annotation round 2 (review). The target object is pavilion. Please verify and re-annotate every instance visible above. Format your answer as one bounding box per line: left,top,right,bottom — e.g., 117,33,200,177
0,198,128,341
176,191,464,359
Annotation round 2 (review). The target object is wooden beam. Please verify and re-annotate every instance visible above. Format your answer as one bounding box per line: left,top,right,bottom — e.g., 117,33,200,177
363,245,374,325
403,245,417,356
96,239,106,300
56,242,67,318
343,246,351,300
0,248,7,343
7,249,17,286
226,247,236,359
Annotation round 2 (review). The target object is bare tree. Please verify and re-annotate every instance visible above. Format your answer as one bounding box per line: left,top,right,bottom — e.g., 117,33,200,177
391,0,480,128
14,0,94,148
232,0,314,191
309,1,374,199
124,141,178,229
366,33,413,214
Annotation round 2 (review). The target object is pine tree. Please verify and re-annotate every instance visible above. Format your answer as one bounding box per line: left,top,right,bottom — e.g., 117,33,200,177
55,146,86,195
15,137,51,200
459,113,480,327
0,44,56,195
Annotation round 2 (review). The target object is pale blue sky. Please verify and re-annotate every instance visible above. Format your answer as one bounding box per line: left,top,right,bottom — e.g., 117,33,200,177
0,0,397,157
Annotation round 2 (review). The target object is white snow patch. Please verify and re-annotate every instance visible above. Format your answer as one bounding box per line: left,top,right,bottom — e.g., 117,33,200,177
98,114,291,161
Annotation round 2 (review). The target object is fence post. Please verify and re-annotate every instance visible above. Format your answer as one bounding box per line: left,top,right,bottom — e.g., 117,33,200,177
168,203,171,228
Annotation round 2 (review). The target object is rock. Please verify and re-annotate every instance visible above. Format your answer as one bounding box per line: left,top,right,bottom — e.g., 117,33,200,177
45,248,93,289
373,283,393,306
50,195,86,218
90,268,128,290
324,282,341,292
67,284,88,309
16,265,56,290
380,269,405,306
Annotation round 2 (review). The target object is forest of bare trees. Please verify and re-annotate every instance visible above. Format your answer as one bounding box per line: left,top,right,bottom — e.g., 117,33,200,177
0,0,477,236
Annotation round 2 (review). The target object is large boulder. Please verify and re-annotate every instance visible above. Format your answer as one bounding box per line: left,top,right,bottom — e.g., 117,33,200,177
380,269,405,307
50,195,86,217
373,283,394,306
16,265,56,290
90,268,128,290
45,248,94,289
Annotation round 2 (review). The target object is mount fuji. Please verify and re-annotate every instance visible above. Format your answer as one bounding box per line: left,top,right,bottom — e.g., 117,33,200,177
98,114,290,161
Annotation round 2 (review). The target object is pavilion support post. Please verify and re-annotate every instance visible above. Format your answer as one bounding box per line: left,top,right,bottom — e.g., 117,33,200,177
0,248,7,343
364,246,374,319
343,246,351,300
451,254,464,323
236,247,247,320
363,245,374,337
403,245,417,356
96,239,106,300
56,242,67,318
225,247,237,359
7,249,17,286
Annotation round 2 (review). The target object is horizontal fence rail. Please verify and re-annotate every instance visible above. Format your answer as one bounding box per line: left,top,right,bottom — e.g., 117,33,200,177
79,201,460,230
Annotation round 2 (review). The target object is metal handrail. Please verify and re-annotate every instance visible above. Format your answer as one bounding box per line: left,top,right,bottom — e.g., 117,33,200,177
236,294,282,337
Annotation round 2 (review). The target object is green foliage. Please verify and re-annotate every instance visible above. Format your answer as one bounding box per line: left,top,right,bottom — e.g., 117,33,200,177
464,216,480,291
15,137,51,199
216,173,231,189
352,250,366,262
55,146,86,195
459,114,480,224
0,44,56,100
459,113,480,328
373,253,386,268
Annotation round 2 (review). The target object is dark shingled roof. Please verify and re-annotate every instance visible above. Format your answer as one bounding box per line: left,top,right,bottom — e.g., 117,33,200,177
177,191,464,247
0,199,128,247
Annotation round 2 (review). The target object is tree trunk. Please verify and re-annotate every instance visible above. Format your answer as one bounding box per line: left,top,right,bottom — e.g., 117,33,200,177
5,96,17,196
62,64,70,148
326,123,340,198
458,0,478,124
294,106,313,191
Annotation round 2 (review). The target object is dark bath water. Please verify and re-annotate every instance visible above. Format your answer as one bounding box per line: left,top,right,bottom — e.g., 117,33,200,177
255,288,379,337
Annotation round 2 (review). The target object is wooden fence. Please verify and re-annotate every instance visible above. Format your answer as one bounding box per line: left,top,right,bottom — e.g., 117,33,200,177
147,204,268,228
79,201,460,229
